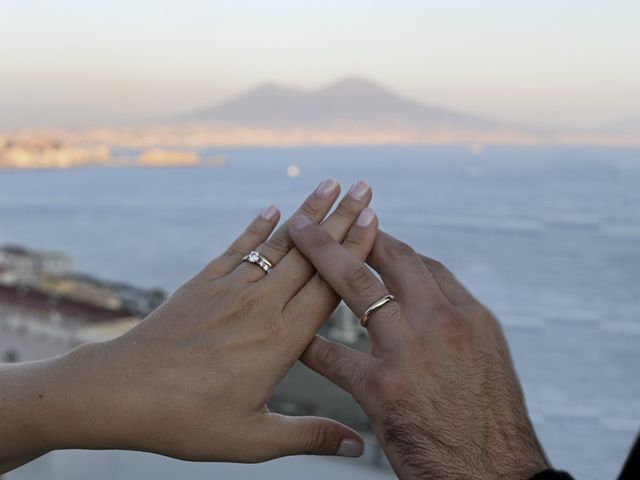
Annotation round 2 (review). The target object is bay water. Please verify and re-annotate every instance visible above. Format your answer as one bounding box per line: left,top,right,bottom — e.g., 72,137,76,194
1,146,639,479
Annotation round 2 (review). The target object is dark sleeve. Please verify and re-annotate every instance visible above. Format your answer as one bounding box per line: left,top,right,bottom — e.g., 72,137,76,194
529,431,640,480
618,434,640,480
529,470,574,480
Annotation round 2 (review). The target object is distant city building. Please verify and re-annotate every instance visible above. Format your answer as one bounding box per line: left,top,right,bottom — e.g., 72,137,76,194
0,244,166,326
0,245,72,283
0,284,133,327
0,136,111,169
138,148,201,167
0,246,161,356
323,303,367,345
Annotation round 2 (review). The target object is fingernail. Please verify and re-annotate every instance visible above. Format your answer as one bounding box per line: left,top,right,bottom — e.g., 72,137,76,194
260,204,278,220
348,180,369,201
336,438,363,457
356,207,375,227
315,178,338,198
290,214,312,231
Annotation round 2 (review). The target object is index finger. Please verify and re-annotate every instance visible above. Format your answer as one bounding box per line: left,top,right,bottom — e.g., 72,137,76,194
288,215,404,335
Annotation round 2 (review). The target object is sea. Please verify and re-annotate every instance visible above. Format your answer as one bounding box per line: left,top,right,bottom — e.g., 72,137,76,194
1,146,639,480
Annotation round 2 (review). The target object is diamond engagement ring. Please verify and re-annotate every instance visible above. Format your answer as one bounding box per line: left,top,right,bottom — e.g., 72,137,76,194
242,250,274,274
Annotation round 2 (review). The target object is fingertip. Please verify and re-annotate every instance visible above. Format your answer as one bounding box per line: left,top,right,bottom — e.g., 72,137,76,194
348,180,371,201
314,177,340,199
336,437,364,458
260,204,280,221
289,214,313,232
355,207,376,228
264,414,363,459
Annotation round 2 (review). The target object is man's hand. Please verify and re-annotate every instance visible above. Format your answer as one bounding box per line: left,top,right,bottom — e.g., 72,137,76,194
289,224,550,480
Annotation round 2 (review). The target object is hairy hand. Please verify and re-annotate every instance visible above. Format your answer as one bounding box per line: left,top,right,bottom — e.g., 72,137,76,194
289,226,550,480
1,180,378,468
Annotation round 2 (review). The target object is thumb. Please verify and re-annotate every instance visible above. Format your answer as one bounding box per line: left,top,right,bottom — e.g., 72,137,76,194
262,413,364,458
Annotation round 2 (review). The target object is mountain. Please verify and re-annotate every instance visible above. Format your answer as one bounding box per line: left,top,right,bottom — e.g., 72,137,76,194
177,78,500,131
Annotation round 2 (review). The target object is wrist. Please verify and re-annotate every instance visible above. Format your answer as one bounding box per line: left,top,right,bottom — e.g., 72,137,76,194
36,341,119,452
485,429,550,480
0,342,112,462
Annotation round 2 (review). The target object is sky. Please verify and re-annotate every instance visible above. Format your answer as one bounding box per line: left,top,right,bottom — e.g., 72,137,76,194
1,0,639,130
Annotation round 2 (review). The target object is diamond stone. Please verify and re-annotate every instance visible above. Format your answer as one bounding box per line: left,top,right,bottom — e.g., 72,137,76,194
248,251,260,262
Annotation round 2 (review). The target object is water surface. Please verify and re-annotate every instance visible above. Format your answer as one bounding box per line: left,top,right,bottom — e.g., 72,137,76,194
2,146,639,479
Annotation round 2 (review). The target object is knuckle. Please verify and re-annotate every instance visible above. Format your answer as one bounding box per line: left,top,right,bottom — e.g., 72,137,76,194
298,199,324,219
265,232,291,254
307,272,329,292
226,289,260,321
421,256,446,272
469,302,502,334
266,318,286,344
465,301,489,320
422,257,458,282
382,301,403,326
245,221,265,238
332,200,360,221
268,308,303,345
287,248,310,268
306,422,330,453
307,228,334,251
278,305,299,333
383,239,416,260
434,303,472,347
345,264,377,292
341,230,364,252
315,341,341,369
312,341,369,396
349,366,371,398
221,244,244,260
365,366,402,399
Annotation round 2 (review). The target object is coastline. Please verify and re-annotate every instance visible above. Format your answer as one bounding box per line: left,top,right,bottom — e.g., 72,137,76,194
2,125,640,171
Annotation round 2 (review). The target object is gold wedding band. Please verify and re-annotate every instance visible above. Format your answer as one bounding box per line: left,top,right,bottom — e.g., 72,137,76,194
242,250,274,274
361,294,396,327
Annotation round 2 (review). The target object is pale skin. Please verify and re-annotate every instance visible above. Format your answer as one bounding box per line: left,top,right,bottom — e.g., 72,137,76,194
1,180,551,479
288,221,551,480
0,179,379,473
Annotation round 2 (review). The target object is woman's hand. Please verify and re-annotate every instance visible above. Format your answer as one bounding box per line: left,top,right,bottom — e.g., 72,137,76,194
0,179,378,470
289,226,550,480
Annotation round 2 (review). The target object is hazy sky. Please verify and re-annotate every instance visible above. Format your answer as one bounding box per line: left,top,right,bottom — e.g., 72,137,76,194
1,0,639,130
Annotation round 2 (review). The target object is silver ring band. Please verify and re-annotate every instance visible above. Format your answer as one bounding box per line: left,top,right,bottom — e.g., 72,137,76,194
242,250,274,274
361,294,396,327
